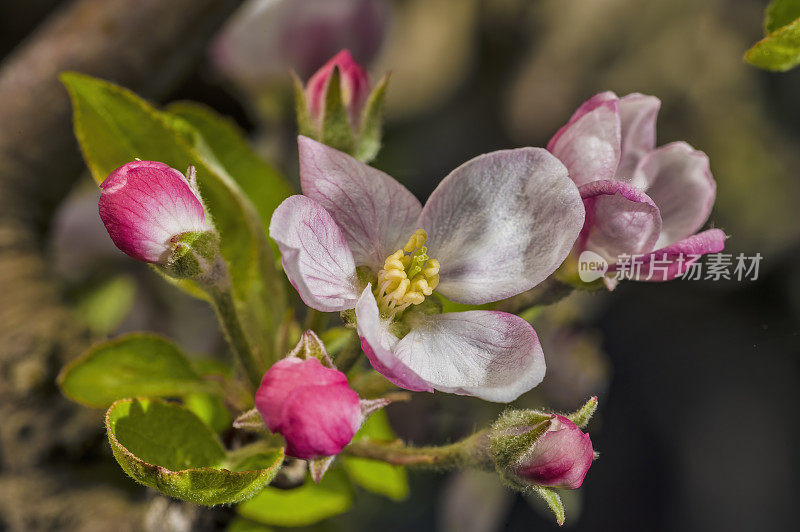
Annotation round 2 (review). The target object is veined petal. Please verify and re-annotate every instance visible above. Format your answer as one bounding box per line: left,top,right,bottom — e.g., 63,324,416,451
633,142,717,249
617,93,661,180
269,195,359,312
299,136,422,270
394,311,546,402
577,180,662,264
354,286,433,392
547,92,621,186
419,148,584,304
619,228,727,281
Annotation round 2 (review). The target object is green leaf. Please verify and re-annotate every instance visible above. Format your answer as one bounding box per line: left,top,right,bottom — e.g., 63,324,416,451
61,72,285,362
237,469,354,526
106,398,283,505
185,393,232,434
74,275,136,335
342,410,409,500
354,73,390,163
745,17,800,71
59,333,216,408
166,101,293,233
533,486,565,526
192,357,234,379
764,0,800,34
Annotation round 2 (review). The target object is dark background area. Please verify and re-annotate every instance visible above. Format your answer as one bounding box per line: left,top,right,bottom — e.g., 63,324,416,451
1,0,798,530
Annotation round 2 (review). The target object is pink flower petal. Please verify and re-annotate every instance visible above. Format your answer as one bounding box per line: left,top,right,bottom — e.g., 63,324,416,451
98,161,209,263
269,195,359,312
255,357,361,460
577,179,662,263
354,286,433,392
547,92,621,186
393,310,546,402
255,357,348,433
419,148,584,304
516,415,594,489
633,142,717,248
299,136,422,271
280,383,361,459
617,93,661,180
619,228,727,281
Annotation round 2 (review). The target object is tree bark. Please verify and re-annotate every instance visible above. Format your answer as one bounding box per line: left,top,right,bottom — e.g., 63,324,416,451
0,0,238,529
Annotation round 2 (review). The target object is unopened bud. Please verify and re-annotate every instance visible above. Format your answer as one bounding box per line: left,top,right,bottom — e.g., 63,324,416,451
305,49,371,130
293,49,389,162
254,331,387,462
490,408,594,490
98,161,218,279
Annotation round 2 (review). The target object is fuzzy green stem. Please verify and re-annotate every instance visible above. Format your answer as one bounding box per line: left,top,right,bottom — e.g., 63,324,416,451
200,258,263,390
342,430,492,470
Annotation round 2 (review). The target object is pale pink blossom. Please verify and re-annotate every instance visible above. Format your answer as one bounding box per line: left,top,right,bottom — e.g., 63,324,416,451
548,92,726,286
270,136,586,402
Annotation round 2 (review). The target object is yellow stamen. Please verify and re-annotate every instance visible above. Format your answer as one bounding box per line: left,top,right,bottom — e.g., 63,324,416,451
374,229,440,320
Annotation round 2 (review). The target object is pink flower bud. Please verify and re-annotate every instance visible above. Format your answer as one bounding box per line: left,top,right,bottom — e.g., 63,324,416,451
98,161,210,264
305,49,371,128
255,357,362,459
514,415,594,489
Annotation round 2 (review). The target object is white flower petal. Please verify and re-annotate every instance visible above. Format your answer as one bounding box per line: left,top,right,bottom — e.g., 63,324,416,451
354,285,433,392
269,195,359,312
299,136,422,270
419,148,585,304
393,310,546,402
633,142,716,248
617,93,661,180
577,179,662,263
547,93,621,186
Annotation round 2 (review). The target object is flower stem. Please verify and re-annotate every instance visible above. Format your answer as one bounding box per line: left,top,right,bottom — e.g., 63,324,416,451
200,258,264,390
342,430,492,470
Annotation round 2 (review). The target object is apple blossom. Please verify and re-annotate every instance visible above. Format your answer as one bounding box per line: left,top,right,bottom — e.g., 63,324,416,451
548,92,726,287
269,136,586,402
98,161,215,277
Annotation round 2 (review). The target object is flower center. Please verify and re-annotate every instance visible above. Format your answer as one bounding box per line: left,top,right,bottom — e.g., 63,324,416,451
374,229,440,320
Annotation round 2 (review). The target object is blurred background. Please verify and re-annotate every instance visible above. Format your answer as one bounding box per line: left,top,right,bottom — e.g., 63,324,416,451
0,0,797,530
